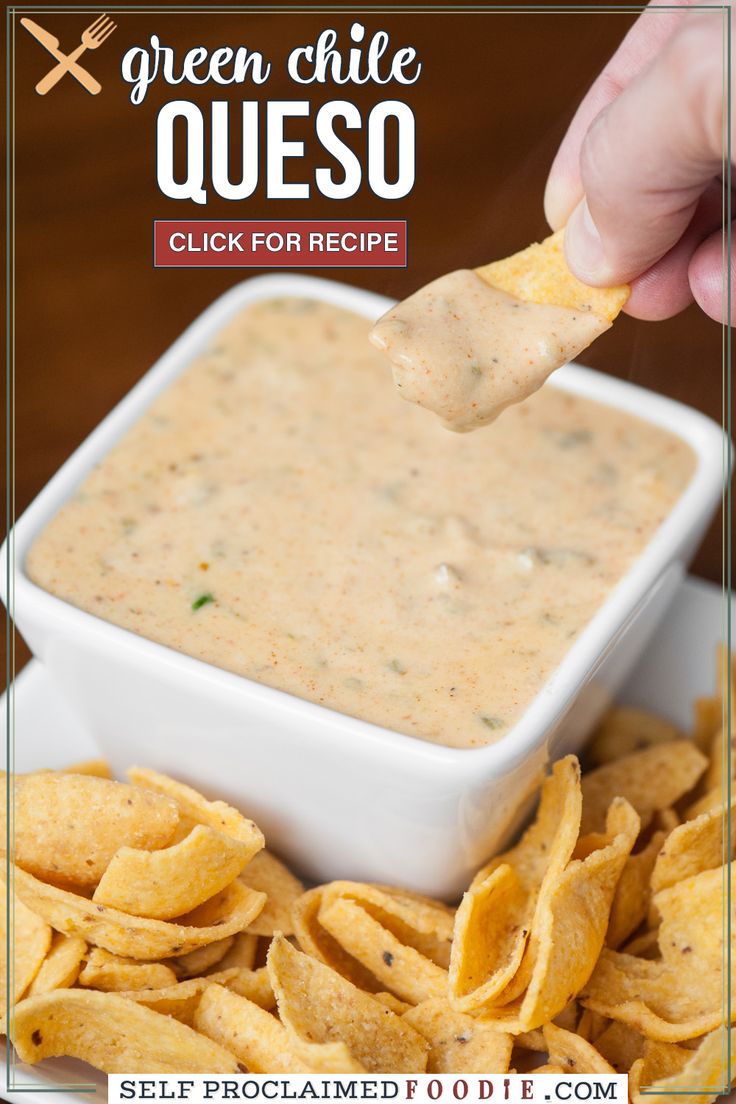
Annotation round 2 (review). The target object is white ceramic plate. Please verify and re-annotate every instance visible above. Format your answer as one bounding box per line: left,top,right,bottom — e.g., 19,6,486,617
2,574,731,1102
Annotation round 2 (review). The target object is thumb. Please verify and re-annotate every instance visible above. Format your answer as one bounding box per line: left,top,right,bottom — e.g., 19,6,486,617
563,11,728,287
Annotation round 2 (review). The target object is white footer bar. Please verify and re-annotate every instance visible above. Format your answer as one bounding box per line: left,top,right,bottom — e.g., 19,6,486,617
109,1074,628,1104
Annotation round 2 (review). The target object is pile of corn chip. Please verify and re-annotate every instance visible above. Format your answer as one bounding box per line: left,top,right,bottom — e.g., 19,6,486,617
2,652,734,1100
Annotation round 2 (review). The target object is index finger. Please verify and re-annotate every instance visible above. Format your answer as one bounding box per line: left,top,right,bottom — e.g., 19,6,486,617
544,0,694,230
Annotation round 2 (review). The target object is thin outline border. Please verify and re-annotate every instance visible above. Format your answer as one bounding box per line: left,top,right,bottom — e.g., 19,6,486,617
3,2,732,1096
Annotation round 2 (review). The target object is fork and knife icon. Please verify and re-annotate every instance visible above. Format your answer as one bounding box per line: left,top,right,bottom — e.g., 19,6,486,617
21,13,116,96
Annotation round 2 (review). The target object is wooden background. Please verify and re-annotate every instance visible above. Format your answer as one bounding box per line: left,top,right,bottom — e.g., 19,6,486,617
5,6,727,681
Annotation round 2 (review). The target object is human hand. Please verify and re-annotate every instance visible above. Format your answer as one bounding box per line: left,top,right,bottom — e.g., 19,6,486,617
544,1,733,323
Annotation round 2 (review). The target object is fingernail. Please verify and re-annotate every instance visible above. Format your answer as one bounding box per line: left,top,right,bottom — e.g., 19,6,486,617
564,198,610,284
543,176,577,232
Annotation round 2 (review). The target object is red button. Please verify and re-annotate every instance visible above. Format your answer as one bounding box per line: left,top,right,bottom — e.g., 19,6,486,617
154,220,407,268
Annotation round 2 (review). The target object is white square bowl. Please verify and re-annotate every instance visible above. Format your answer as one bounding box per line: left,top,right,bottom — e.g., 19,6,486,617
3,274,727,899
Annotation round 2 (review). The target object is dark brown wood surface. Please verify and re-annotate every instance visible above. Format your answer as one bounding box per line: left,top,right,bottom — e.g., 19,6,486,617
4,6,727,683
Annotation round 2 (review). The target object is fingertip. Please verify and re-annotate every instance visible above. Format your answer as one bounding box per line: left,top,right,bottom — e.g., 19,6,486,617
623,186,724,321
688,228,732,325
623,258,694,322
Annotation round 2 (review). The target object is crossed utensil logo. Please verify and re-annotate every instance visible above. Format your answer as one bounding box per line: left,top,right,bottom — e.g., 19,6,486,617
21,13,116,95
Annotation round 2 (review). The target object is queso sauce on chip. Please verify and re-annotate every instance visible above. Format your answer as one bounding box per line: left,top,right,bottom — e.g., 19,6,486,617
27,298,694,749
369,271,611,432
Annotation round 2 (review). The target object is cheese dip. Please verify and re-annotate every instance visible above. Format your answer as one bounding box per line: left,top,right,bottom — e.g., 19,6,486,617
370,270,611,431
27,298,694,749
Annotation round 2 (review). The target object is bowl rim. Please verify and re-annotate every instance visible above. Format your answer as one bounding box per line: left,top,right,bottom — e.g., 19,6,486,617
5,272,728,773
